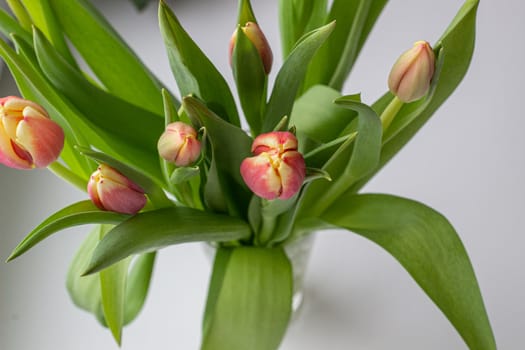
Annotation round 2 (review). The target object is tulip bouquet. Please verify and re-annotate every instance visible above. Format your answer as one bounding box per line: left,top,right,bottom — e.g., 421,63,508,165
0,0,496,349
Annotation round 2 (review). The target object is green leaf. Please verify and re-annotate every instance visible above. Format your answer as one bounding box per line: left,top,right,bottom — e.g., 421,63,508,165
298,95,382,216
84,207,252,274
99,225,130,345
49,0,164,114
351,0,480,193
158,0,239,125
278,0,328,58
201,247,292,350
321,193,496,350
303,0,388,91
170,166,200,185
262,21,335,132
7,201,128,261
66,227,105,324
124,252,156,324
290,84,355,143
33,28,165,181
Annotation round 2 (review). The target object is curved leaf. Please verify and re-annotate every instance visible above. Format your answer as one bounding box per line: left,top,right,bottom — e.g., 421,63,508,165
158,0,239,126
124,252,156,324
7,201,128,261
84,207,252,274
201,247,292,350
321,193,496,349
262,21,335,132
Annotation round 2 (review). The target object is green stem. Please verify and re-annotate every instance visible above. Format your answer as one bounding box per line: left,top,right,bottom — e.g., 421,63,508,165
47,161,87,192
257,213,277,246
379,96,404,133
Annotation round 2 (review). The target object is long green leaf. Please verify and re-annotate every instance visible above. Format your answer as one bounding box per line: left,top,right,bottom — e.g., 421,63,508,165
158,0,239,126
351,0,479,193
321,193,496,349
7,201,128,261
84,207,252,274
49,0,164,114
66,227,105,325
0,8,32,44
262,21,335,132
99,224,130,345
201,247,292,350
33,28,165,181
124,252,156,324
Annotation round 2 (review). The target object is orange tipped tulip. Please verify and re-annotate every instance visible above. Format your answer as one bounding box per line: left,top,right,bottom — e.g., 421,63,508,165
157,121,201,167
229,21,273,74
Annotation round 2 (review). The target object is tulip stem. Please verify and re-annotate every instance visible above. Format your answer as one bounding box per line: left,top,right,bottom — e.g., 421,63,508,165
379,96,404,133
47,162,87,192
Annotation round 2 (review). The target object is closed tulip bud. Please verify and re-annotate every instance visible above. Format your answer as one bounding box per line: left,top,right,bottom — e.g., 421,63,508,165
157,121,201,167
229,21,273,74
0,96,64,169
388,41,435,103
240,131,306,200
88,164,147,215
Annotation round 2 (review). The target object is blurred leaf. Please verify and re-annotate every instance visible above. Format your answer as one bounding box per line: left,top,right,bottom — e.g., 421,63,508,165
170,166,200,185
99,225,130,345
262,21,335,132
159,0,239,125
290,84,355,143
201,247,292,350
232,26,267,135
129,0,152,11
350,0,480,193
237,0,257,24
7,201,128,261
33,28,165,181
303,0,388,91
124,252,156,324
66,227,105,325
278,0,328,58
5,0,32,31
321,193,496,350
49,0,164,114
0,8,32,43
84,207,252,274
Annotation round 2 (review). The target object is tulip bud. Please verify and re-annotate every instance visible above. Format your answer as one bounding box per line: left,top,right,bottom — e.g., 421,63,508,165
87,164,147,215
229,21,273,74
388,41,435,103
157,121,201,167
240,131,306,200
0,96,64,169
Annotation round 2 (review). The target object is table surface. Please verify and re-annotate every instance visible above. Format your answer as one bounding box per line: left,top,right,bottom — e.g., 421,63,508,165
0,0,523,349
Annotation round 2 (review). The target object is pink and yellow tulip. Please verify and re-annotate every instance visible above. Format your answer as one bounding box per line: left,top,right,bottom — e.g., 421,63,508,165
157,121,201,167
229,21,273,74
87,164,147,215
0,96,64,169
240,131,306,200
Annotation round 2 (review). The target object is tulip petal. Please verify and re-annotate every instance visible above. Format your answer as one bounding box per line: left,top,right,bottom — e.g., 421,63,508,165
241,154,282,200
278,151,306,199
16,107,65,168
96,179,147,215
0,122,32,169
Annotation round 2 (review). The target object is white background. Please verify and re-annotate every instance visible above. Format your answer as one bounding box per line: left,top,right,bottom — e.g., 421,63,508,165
0,0,523,349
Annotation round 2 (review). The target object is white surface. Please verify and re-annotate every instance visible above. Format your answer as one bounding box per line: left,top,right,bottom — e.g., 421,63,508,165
0,0,523,349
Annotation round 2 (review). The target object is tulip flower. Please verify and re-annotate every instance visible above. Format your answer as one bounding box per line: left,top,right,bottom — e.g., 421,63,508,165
157,121,201,167
388,41,436,103
0,96,64,169
229,21,273,74
240,131,306,200
87,164,147,215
